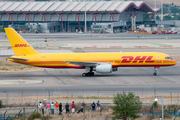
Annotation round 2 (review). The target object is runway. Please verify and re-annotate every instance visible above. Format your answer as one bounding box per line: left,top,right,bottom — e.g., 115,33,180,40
0,65,180,97
0,32,180,97
1,32,180,41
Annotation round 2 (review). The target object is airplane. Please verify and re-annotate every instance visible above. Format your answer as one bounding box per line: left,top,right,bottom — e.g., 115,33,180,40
5,28,176,77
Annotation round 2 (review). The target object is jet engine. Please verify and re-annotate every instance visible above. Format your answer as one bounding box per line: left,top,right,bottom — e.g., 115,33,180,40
95,64,112,73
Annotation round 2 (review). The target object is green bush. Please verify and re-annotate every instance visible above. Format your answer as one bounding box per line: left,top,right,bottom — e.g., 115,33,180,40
43,115,51,120
11,116,26,120
0,26,4,32
171,104,176,108
28,113,41,120
153,101,158,108
1,67,8,70
164,109,169,112
0,100,2,107
159,113,172,119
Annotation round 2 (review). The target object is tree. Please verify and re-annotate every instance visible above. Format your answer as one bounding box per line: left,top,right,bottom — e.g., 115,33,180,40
0,100,2,108
111,92,142,120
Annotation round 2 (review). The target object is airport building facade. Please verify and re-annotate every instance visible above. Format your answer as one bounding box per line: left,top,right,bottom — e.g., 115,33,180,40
0,1,159,32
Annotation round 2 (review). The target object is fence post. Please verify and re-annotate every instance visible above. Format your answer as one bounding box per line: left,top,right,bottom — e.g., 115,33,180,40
151,114,154,120
83,116,86,120
23,107,25,117
105,116,108,120
18,110,22,116
61,116,64,120
150,106,153,113
174,106,177,115
4,110,7,120
170,92,172,105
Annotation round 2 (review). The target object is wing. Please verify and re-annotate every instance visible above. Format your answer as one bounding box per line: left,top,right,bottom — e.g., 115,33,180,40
62,61,101,67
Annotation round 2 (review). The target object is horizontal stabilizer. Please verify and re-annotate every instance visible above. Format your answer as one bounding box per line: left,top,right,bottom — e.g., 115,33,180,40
7,57,28,61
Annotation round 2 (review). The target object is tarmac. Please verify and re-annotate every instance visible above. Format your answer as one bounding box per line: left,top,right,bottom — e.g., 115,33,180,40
0,32,180,100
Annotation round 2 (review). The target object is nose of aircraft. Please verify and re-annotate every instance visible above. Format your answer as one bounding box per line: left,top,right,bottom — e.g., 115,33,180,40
172,60,177,65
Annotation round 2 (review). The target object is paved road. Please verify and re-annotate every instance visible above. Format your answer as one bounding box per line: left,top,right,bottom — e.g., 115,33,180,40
0,32,180,41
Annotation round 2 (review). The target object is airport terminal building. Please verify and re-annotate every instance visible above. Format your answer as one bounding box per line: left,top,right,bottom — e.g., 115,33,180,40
0,1,159,32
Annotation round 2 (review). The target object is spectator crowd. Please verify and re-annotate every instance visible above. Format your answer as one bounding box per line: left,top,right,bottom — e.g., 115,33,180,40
38,100,101,115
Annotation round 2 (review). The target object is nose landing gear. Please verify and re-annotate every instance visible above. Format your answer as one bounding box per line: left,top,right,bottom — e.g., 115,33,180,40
153,67,159,76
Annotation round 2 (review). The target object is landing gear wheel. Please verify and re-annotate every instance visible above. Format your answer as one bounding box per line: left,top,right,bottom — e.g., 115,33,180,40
86,73,90,76
90,72,94,76
82,73,86,77
153,73,157,76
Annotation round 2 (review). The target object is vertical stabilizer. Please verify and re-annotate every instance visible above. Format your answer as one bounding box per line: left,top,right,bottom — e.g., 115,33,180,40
5,28,39,56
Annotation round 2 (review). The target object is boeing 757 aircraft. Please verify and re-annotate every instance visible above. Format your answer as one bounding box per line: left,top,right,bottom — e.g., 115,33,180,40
5,28,176,77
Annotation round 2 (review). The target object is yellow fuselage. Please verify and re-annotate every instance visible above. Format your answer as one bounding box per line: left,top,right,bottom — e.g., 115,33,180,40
8,52,176,68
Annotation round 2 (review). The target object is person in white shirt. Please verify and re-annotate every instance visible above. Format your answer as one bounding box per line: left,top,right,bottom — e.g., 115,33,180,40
155,97,158,102
51,102,55,114
38,101,43,114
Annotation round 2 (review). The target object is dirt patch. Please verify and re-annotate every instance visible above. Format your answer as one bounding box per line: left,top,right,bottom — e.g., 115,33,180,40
0,57,43,73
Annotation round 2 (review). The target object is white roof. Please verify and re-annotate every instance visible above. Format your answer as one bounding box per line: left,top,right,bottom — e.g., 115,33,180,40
22,2,37,11
30,2,46,12
64,2,79,11
0,2,13,11
6,2,21,11
14,2,29,11
47,2,62,12
38,2,54,12
0,1,159,13
98,1,113,12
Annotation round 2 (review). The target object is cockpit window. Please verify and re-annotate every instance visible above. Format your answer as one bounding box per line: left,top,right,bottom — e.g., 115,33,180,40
165,57,173,60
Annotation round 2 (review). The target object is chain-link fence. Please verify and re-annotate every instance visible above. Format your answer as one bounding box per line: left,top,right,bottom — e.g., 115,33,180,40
0,89,180,106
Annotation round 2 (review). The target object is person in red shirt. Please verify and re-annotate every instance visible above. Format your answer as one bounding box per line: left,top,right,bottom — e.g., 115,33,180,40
71,101,75,114
55,102,59,114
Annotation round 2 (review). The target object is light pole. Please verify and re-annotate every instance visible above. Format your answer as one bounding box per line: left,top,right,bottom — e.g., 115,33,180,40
84,0,87,33
161,0,163,21
43,88,50,104
155,0,156,21
156,94,164,120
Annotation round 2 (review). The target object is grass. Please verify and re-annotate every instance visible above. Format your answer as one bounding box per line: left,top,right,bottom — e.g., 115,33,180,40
20,67,25,70
0,67,8,70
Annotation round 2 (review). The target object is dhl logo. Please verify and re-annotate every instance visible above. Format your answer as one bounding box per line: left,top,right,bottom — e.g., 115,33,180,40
121,56,155,63
13,44,30,47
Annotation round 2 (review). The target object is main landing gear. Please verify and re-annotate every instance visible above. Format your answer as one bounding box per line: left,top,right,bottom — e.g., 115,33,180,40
82,72,94,77
153,67,158,76
82,67,94,77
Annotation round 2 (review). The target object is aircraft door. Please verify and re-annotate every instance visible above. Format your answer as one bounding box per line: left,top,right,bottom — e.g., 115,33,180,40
156,55,160,63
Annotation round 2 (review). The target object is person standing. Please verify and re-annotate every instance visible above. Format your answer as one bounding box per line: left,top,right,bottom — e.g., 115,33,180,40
59,103,62,115
71,101,75,114
91,102,96,112
41,102,44,115
155,97,158,103
38,101,42,114
51,102,55,114
55,102,59,115
96,100,101,112
46,102,50,115
65,103,69,114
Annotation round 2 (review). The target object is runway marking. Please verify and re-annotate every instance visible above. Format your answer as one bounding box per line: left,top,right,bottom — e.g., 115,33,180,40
138,70,164,83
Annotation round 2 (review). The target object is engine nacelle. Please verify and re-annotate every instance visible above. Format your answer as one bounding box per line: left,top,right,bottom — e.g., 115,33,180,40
95,64,112,73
